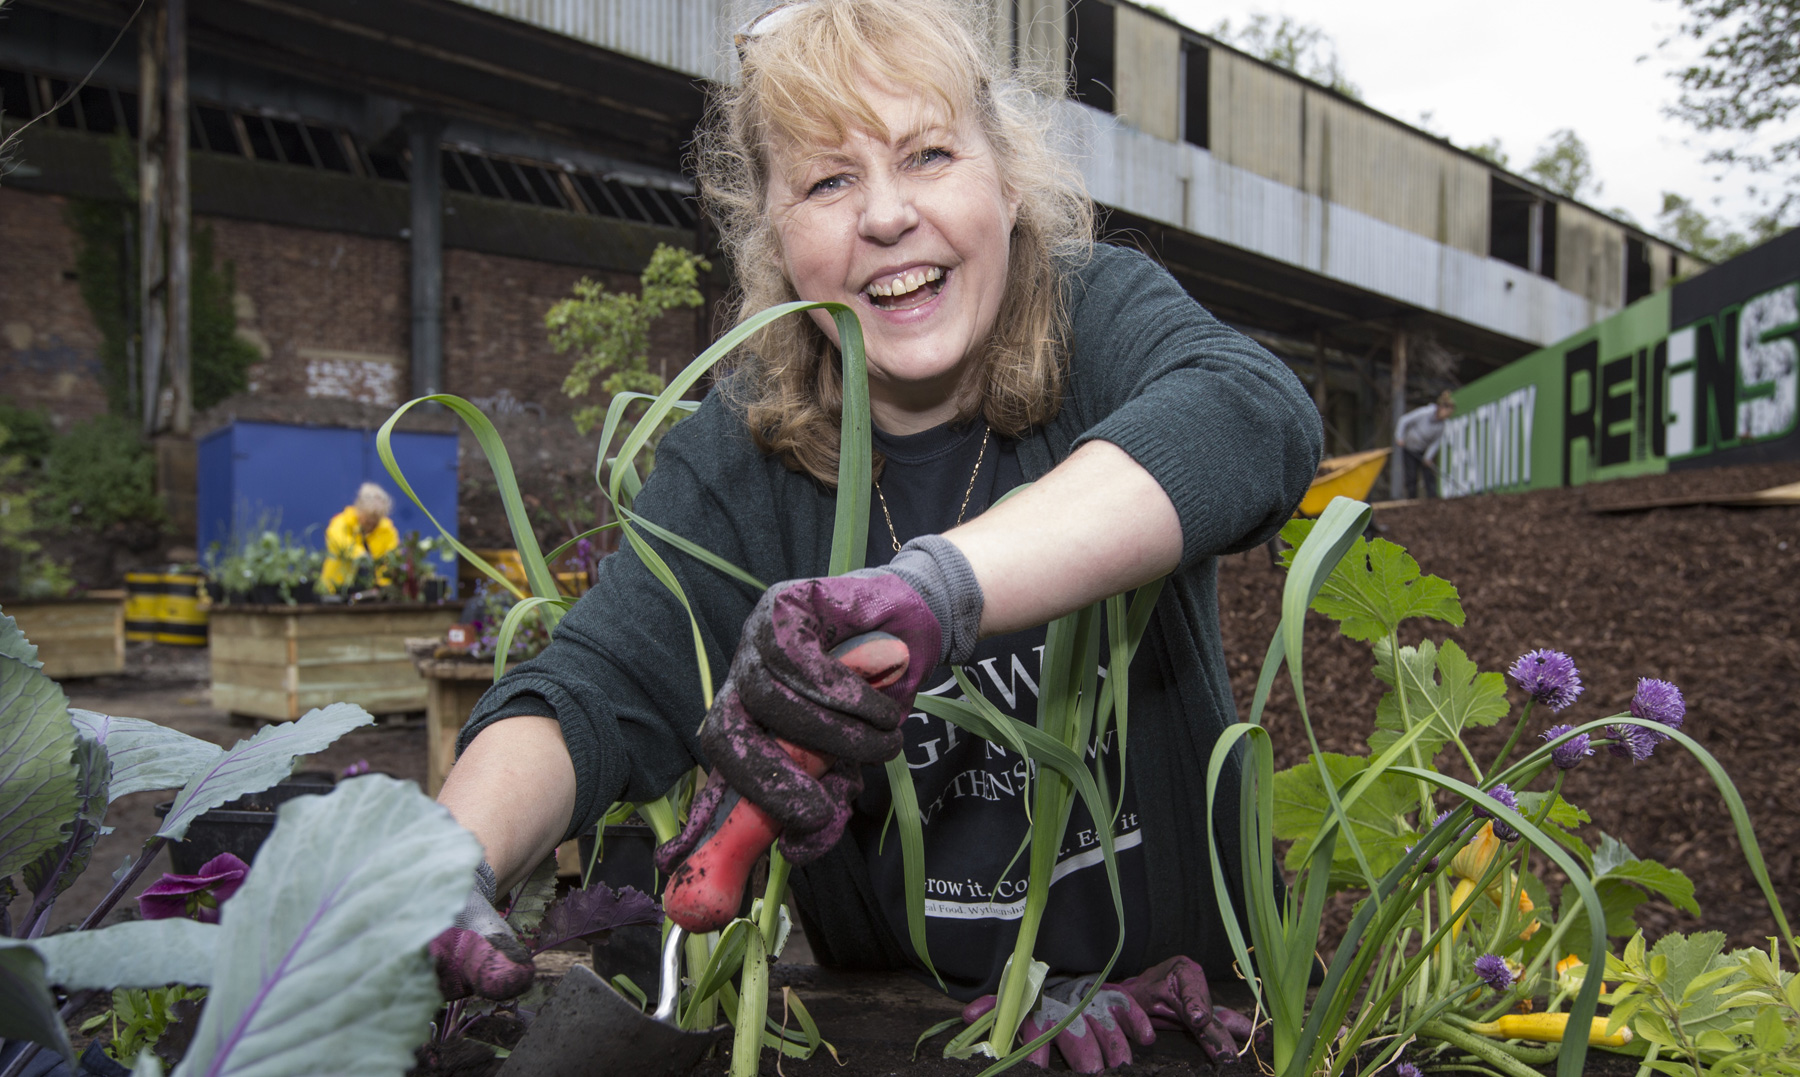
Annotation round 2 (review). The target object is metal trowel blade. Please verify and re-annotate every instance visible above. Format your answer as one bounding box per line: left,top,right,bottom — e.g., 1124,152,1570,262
496,964,726,1077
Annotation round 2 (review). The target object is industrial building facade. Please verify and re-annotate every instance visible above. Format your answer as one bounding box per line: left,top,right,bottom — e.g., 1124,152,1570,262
1,0,1705,473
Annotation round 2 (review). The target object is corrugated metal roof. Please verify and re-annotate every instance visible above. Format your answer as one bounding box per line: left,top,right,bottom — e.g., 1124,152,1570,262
449,0,729,81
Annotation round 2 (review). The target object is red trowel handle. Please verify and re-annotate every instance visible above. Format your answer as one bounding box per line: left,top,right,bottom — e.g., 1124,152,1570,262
662,631,910,934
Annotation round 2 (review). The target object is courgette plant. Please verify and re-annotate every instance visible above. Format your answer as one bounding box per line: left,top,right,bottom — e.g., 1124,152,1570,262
380,299,1161,1076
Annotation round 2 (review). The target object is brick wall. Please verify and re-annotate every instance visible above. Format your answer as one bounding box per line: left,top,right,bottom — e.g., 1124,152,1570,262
0,186,708,428
0,188,108,427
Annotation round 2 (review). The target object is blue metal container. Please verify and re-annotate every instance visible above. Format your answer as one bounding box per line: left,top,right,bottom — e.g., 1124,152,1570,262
197,422,459,591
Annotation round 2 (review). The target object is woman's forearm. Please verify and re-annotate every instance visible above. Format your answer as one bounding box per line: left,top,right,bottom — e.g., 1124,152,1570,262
947,440,1182,637
437,715,579,894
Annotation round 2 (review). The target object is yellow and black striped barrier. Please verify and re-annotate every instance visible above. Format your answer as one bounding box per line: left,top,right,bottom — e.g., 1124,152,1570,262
124,570,210,646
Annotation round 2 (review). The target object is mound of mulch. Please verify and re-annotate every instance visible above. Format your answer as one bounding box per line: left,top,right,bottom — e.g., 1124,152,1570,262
1216,460,1800,954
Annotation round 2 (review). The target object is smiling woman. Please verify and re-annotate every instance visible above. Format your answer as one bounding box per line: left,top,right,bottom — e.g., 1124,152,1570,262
434,0,1324,1072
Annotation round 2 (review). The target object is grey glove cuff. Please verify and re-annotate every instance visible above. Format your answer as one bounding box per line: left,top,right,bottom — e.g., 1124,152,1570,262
867,535,984,666
474,859,499,905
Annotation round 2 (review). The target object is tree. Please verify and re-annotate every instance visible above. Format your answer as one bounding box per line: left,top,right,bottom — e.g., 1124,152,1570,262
548,244,710,435
1210,14,1361,100
1466,138,1510,168
1655,190,1788,261
1525,129,1600,201
1668,0,1799,226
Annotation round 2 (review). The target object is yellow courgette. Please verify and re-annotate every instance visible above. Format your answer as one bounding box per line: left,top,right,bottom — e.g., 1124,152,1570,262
1468,1012,1633,1047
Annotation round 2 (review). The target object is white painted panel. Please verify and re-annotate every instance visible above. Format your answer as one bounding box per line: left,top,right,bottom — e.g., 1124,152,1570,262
450,0,731,81
1060,101,1614,347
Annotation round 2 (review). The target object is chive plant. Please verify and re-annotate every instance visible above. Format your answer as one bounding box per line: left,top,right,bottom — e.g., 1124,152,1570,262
1207,499,1799,1077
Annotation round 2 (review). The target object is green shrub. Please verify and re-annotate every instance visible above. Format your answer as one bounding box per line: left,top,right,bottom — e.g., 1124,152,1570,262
38,415,164,531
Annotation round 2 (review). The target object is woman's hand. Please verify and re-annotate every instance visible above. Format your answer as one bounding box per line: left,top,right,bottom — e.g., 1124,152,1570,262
1118,955,1257,1064
962,978,1156,1073
658,538,978,867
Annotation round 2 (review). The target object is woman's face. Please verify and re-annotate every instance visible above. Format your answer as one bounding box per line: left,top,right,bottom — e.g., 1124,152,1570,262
765,81,1020,432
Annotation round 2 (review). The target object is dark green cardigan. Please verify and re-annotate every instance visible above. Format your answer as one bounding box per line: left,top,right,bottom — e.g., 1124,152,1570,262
461,243,1323,975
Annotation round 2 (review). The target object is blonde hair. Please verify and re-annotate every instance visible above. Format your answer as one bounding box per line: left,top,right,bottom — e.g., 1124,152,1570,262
697,0,1095,485
353,482,392,518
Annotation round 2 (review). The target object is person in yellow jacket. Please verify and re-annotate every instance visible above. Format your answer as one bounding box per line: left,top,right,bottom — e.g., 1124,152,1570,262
321,483,399,593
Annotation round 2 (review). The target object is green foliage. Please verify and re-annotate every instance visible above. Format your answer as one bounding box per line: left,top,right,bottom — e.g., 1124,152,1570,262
0,647,81,880
549,244,710,435
190,225,260,412
1280,518,1464,641
1209,13,1361,99
1526,128,1600,201
80,986,207,1064
1669,0,1800,228
1271,752,1417,883
204,526,324,602
1369,637,1509,760
1606,929,1800,1075
1656,191,1784,264
64,198,138,418
0,420,73,597
0,406,56,466
66,179,259,420
1467,137,1511,168
37,414,164,532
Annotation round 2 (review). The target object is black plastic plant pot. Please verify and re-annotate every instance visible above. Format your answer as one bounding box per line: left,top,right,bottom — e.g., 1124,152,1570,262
250,583,283,606
78,1040,131,1077
152,773,337,875
576,824,662,998
289,580,317,606
422,578,447,604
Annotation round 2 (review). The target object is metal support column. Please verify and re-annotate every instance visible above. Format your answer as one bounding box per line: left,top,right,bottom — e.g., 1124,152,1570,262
138,0,165,437
408,114,447,400
166,0,191,435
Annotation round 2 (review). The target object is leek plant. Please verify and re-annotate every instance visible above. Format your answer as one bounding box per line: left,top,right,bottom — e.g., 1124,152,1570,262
381,297,1164,1076
1208,500,1798,1077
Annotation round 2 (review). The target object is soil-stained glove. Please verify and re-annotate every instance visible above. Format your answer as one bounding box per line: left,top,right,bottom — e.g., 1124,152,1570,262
657,536,981,868
428,866,535,1001
963,977,1156,1073
1119,955,1257,1065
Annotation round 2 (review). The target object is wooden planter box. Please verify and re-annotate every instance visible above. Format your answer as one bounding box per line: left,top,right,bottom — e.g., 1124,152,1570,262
412,654,498,797
209,604,458,721
3,593,126,679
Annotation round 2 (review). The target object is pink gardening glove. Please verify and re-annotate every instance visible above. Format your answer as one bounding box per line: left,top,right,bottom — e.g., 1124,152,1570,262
428,888,536,1001
1119,955,1257,1065
963,978,1157,1073
659,559,957,869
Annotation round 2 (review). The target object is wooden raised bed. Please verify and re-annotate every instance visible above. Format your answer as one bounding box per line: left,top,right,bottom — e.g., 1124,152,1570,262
3,592,126,678
209,604,458,721
411,652,497,797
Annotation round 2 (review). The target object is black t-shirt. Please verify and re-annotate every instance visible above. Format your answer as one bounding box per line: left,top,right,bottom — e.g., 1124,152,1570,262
850,419,1150,1000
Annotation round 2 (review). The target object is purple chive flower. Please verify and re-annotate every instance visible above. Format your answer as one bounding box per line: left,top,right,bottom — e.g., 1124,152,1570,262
1607,722,1659,762
1471,783,1520,842
1631,678,1686,740
1474,953,1513,992
1395,1064,1422,1077
138,853,250,924
1542,724,1595,770
1508,649,1583,712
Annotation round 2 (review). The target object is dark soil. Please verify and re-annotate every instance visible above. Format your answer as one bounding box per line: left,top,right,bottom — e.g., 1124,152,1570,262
1216,460,1800,957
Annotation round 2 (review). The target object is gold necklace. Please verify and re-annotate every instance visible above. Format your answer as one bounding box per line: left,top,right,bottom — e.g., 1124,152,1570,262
873,428,989,553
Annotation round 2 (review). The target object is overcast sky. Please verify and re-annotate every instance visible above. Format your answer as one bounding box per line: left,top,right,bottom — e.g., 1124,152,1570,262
1153,0,1781,239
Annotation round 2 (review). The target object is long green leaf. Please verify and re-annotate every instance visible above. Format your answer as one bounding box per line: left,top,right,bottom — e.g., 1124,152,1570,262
377,395,562,609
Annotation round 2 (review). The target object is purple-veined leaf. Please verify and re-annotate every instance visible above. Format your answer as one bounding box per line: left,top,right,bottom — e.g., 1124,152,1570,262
0,653,81,879
72,709,225,801
171,775,480,1077
156,703,372,841
529,881,661,954
0,938,71,1063
22,736,110,904
0,608,41,668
